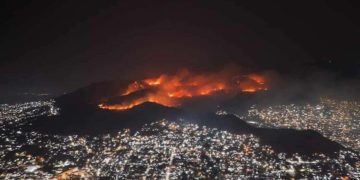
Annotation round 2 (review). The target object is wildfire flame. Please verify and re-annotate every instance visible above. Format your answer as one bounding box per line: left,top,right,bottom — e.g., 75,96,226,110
98,69,268,110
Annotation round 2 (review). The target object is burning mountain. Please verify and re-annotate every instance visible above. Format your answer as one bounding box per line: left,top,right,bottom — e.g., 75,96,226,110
29,72,345,156
98,69,268,110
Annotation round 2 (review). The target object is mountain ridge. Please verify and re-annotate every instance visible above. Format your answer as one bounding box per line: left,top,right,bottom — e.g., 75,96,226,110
28,82,345,156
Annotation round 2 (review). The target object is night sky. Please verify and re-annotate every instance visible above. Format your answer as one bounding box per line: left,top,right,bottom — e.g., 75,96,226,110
1,1,359,98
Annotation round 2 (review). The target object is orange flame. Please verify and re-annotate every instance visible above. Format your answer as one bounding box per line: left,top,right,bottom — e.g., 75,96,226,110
99,69,268,110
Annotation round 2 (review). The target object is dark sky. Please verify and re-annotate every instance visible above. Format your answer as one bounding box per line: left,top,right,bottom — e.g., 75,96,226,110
1,0,359,96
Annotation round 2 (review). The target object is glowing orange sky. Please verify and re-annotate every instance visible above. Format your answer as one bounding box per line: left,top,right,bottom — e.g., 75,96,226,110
99,69,268,110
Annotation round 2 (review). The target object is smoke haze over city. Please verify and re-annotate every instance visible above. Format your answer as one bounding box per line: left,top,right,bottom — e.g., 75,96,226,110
1,1,360,179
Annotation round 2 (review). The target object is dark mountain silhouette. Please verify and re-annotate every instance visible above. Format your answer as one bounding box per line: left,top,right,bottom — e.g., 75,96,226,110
28,81,344,156
54,81,126,111
188,114,344,156
29,102,181,135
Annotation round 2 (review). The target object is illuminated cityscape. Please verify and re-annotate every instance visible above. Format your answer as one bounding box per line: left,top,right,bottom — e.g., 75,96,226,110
2,1,360,179
1,100,360,179
247,98,360,151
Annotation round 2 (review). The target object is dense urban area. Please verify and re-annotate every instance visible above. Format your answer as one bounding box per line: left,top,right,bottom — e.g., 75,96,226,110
0,99,360,179
246,98,360,151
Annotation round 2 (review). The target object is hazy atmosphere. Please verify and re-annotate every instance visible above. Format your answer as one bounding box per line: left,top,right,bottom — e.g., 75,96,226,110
1,1,360,179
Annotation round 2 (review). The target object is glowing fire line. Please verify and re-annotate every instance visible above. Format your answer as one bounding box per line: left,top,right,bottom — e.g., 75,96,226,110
98,70,268,110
